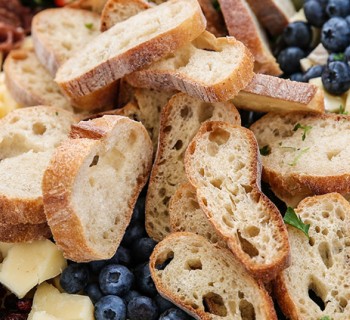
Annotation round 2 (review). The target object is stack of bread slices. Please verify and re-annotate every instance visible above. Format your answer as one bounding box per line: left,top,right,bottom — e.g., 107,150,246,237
3,0,350,319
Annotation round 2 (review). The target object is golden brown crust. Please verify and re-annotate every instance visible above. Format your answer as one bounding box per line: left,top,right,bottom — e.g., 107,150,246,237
184,121,290,282
234,74,325,113
197,0,227,37
218,0,281,76
0,222,51,243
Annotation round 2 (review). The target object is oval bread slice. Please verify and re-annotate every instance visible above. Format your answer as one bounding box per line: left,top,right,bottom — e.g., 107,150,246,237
150,232,278,319
42,115,153,262
185,121,290,281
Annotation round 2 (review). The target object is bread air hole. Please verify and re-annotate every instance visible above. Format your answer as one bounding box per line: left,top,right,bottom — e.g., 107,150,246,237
202,292,227,317
172,140,183,150
237,231,259,258
239,299,256,320
327,149,341,161
155,250,174,271
208,128,230,146
207,143,219,156
89,155,99,167
32,122,46,135
198,103,214,122
185,258,202,271
308,279,327,311
210,178,222,189
318,242,333,268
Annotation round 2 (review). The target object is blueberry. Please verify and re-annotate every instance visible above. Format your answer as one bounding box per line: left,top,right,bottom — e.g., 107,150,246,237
277,47,306,75
95,295,126,320
84,283,103,304
159,308,192,320
328,52,346,63
290,72,306,82
88,259,108,274
304,0,329,27
321,17,350,52
282,21,312,49
127,296,159,320
155,294,176,313
121,223,147,248
326,0,350,17
345,45,350,61
99,264,134,296
110,246,132,266
322,61,350,94
303,65,325,81
130,196,146,225
122,290,142,304
60,263,90,294
346,15,350,25
131,237,157,264
134,263,158,297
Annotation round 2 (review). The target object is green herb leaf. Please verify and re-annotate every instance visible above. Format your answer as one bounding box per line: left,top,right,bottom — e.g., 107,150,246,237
55,112,59,116
212,0,221,12
85,23,94,30
332,53,344,61
279,145,297,151
284,207,310,239
259,145,271,156
337,104,348,115
319,316,332,320
288,147,310,166
293,123,312,141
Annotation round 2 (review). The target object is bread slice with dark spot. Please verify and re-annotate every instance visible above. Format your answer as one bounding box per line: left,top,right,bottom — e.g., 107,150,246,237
145,93,240,241
42,115,153,262
274,193,350,319
150,232,278,319
185,121,290,281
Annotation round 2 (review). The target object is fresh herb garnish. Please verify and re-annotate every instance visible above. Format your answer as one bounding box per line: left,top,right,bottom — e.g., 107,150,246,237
332,53,344,61
259,145,271,156
288,147,310,166
319,316,332,320
337,104,348,115
55,112,59,116
293,123,312,141
279,144,297,151
85,23,94,30
212,0,221,12
284,207,310,239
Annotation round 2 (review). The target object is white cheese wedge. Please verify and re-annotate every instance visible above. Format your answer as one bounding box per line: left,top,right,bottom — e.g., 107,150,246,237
307,43,329,66
290,8,306,22
300,57,313,72
28,282,94,320
32,311,63,320
0,239,67,298
0,242,14,259
0,72,21,118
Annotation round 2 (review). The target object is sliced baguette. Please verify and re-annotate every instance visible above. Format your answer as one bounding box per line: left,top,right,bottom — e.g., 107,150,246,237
126,31,255,102
246,0,296,36
232,74,325,113
185,121,290,281
150,232,277,319
100,0,152,31
218,0,281,75
146,93,240,241
197,0,227,37
31,8,100,76
169,182,227,248
0,106,77,226
4,49,73,112
42,115,153,262
0,222,51,243
250,112,350,203
274,193,350,319
55,0,206,110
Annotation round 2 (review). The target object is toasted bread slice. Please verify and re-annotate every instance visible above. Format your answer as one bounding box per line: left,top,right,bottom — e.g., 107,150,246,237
0,106,77,226
150,232,278,319
31,7,100,76
42,115,153,262
218,0,281,75
246,0,295,36
146,93,240,241
274,193,350,319
55,0,206,111
0,222,51,243
100,0,152,31
4,49,73,112
185,121,290,281
250,112,350,203
169,182,227,248
232,74,325,113
126,31,254,102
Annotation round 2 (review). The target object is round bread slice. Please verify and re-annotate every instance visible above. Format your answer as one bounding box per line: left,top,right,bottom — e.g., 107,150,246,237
150,232,277,319
0,106,78,225
42,115,153,262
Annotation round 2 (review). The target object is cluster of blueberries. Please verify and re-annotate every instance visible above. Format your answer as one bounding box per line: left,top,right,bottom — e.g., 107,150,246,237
59,195,194,320
277,0,350,95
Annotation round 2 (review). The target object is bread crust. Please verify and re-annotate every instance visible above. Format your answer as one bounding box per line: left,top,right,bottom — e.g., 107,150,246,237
150,232,278,320
126,33,255,102
0,222,51,243
43,116,153,262
233,74,325,113
218,0,281,75
185,121,290,282
55,0,207,104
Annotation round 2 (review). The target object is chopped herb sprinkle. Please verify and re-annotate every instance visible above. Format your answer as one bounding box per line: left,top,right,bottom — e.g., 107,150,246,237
85,23,94,30
284,207,310,239
288,147,310,166
259,145,271,156
293,123,312,141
